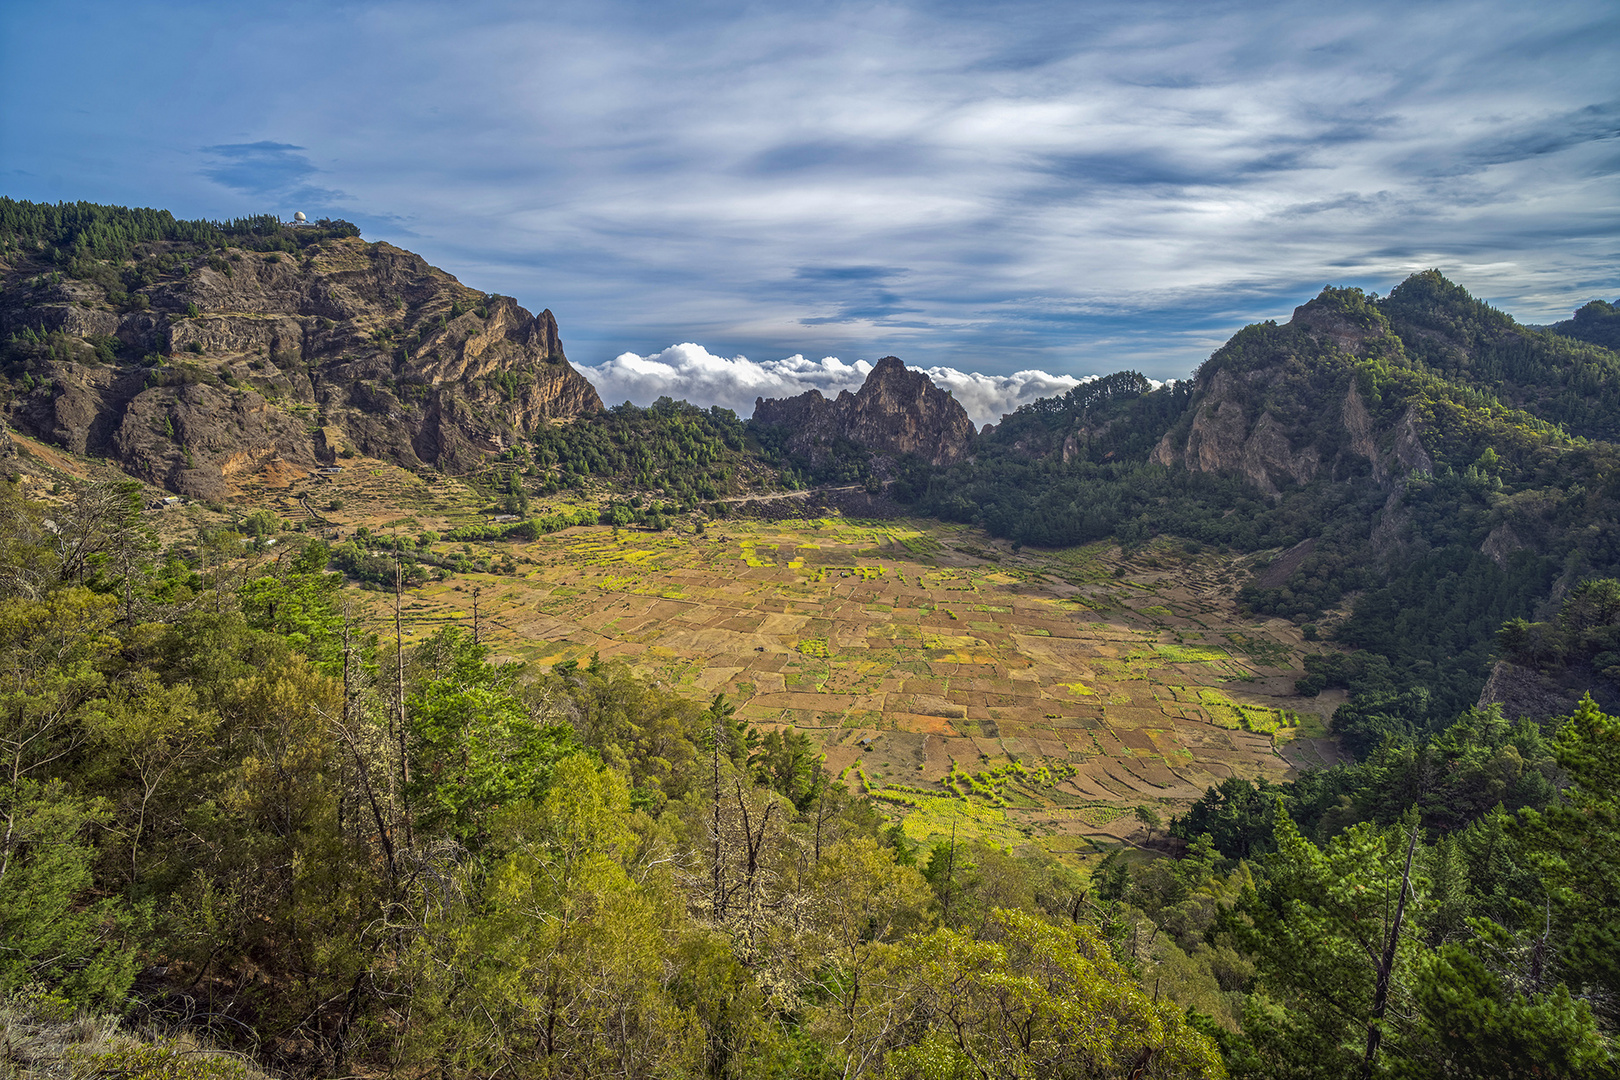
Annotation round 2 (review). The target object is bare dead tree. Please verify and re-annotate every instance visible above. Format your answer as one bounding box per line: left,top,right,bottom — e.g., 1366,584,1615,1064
394,554,411,850
1362,818,1421,1080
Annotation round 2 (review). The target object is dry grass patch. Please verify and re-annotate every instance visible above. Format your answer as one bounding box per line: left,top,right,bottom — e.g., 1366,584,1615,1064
0,996,274,1080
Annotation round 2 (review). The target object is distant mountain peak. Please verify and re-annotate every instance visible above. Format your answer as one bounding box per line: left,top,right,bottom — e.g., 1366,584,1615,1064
754,355,975,468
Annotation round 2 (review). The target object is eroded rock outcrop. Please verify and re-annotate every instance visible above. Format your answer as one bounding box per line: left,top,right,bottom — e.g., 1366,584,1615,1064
1476,660,1581,723
1148,367,1324,494
753,356,975,468
1149,288,1430,497
2,237,601,495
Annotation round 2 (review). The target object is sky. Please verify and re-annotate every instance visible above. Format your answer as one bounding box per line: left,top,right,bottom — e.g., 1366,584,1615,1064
3,0,1616,425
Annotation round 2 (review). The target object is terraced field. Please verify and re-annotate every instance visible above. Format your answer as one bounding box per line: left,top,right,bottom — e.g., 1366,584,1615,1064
250,456,1347,864
0,436,1314,870
7,432,1354,862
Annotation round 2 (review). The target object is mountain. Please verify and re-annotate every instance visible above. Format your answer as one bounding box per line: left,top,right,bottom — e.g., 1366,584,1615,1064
6,198,1619,733
751,355,976,469
0,201,600,500
901,272,1620,736
1546,297,1620,351
1148,286,1432,495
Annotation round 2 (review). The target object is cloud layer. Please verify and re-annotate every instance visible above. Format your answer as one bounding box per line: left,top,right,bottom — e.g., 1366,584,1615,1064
579,345,1084,427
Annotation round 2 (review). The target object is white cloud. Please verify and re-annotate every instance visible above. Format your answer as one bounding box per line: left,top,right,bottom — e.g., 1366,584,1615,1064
579,345,872,418
576,346,1089,427
916,367,1086,428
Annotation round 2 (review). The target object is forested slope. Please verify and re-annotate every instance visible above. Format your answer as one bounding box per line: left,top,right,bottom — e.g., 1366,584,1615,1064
0,480,1228,1078
2,479,1615,1078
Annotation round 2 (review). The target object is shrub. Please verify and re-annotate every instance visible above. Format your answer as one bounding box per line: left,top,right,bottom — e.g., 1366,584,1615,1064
74,1041,256,1079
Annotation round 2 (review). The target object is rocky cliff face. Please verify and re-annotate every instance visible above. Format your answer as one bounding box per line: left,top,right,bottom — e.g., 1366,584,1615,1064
1,237,601,498
1149,367,1323,493
1475,660,1583,723
753,356,975,468
1149,288,1429,496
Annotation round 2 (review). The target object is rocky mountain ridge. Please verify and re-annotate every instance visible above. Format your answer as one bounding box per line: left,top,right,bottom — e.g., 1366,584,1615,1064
1148,288,1434,496
751,356,976,469
1,230,600,499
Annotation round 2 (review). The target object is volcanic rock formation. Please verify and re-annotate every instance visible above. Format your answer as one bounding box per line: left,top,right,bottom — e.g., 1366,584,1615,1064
752,356,975,469
1,236,601,499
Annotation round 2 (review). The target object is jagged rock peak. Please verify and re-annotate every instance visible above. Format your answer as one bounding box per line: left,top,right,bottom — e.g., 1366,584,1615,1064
754,355,975,468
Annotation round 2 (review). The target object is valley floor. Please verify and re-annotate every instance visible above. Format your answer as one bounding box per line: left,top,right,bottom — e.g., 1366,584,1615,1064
273,456,1349,862
10,432,1349,865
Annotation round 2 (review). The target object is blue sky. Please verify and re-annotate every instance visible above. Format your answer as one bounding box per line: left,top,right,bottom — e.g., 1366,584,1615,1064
3,0,1616,422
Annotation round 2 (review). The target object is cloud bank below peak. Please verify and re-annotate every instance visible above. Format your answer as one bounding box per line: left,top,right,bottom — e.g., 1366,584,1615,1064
576,344,1090,428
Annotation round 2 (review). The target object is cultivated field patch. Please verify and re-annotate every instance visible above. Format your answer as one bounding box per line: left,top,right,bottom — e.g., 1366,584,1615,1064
310,496,1345,865
218,455,1346,865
